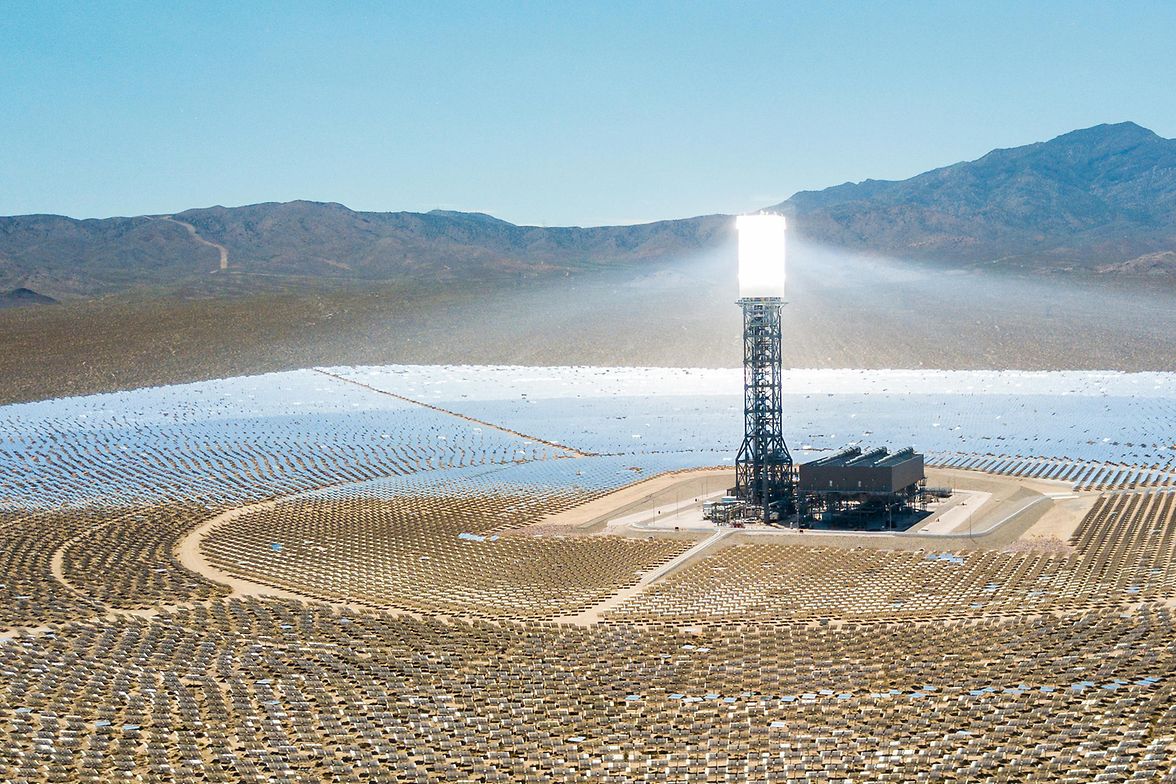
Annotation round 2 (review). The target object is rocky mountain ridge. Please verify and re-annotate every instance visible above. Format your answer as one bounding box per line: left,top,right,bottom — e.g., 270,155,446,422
0,204,729,298
777,122,1176,272
1,122,1173,300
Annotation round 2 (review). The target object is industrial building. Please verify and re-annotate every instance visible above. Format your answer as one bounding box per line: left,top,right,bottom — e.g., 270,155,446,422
798,446,927,528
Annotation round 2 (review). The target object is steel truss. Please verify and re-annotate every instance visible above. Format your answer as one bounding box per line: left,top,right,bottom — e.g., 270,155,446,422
735,297,794,521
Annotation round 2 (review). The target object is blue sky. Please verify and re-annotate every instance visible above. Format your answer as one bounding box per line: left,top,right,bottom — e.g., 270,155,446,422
2,1,1174,225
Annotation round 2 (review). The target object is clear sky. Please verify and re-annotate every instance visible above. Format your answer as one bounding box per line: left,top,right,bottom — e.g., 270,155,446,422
2,1,1174,225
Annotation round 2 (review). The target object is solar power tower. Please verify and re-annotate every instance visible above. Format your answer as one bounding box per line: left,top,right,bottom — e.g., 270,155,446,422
734,215,795,522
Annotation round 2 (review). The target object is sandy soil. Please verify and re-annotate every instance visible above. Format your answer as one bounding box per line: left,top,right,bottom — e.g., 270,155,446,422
912,489,993,534
168,467,732,627
173,499,308,601
3,255,1174,407
533,466,1098,556
557,529,734,626
1006,492,1099,554
529,468,733,535
160,465,1101,630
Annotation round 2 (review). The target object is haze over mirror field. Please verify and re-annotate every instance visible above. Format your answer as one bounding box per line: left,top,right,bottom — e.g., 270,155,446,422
2,4,1175,783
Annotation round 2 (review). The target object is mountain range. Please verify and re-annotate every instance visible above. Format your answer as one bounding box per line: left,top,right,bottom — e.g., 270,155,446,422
777,121,1176,272
0,121,1172,301
0,204,730,299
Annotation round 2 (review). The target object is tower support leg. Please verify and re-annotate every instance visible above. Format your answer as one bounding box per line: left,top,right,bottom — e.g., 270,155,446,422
735,297,794,520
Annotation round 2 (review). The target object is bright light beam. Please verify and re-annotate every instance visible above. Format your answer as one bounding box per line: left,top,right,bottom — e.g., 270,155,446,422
736,214,787,299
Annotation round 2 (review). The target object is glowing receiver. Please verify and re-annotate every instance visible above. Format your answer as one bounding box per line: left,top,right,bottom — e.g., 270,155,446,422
736,214,787,299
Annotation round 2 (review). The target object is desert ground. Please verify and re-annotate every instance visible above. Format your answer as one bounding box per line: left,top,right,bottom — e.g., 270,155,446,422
2,245,1174,407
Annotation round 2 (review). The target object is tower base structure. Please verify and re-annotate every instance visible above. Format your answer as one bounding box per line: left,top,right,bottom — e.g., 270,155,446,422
734,297,795,522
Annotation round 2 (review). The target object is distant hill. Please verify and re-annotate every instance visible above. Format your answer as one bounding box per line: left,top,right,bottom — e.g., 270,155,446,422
775,122,1176,272
0,204,729,299
1,122,1174,300
0,288,57,309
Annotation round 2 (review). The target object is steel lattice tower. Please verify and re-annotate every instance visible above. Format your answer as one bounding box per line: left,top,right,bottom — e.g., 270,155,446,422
735,296,794,521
